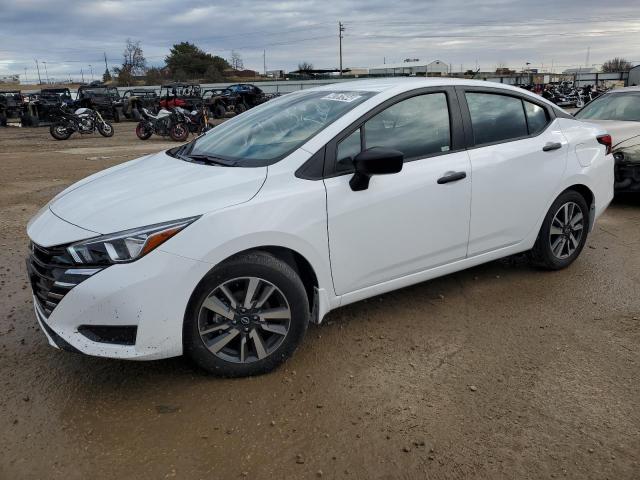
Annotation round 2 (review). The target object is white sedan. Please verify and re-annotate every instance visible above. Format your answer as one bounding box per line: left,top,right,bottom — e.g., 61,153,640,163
575,86,640,192
27,78,614,377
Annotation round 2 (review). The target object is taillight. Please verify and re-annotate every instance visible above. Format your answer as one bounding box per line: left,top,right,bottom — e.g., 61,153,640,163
596,134,612,155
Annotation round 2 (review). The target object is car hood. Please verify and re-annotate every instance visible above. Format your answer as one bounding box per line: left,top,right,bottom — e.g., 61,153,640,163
581,119,640,146
49,150,267,234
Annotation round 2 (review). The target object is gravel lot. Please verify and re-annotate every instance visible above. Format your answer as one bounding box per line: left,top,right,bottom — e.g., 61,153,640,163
1,125,639,479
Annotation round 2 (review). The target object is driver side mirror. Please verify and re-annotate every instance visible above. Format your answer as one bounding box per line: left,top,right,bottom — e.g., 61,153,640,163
349,147,404,191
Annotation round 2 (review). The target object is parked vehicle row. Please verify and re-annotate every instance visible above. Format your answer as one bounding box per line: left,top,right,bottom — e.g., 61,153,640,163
1,82,277,128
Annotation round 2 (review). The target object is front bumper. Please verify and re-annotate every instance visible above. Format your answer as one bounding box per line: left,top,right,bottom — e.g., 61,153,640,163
29,248,212,360
614,162,640,193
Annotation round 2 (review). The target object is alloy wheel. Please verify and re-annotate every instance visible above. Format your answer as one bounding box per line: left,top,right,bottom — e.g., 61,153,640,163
549,201,585,259
197,277,291,363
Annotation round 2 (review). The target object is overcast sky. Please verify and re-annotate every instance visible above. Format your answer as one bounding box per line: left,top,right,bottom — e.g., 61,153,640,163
1,0,639,83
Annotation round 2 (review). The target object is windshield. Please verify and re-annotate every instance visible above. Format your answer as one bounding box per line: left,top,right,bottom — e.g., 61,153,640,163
576,92,640,122
189,90,374,165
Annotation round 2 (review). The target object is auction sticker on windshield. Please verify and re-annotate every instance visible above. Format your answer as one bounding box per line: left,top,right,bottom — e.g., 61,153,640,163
322,92,363,103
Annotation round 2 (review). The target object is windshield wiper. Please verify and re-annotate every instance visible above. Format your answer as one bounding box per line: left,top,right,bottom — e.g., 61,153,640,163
187,154,238,167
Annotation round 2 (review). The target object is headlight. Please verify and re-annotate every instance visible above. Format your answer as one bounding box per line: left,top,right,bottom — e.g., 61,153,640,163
67,217,199,265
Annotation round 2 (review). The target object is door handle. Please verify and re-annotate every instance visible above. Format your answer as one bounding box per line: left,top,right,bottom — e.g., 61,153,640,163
437,171,467,184
542,142,562,151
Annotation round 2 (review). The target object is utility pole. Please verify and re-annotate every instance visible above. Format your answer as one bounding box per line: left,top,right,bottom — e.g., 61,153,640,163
34,59,42,84
104,52,108,76
263,49,266,76
42,61,50,84
81,67,84,83
339,21,345,76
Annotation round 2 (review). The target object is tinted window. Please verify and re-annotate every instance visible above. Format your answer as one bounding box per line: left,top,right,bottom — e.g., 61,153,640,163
524,100,548,135
575,93,640,122
190,90,374,164
337,128,362,171
466,93,528,144
363,93,451,159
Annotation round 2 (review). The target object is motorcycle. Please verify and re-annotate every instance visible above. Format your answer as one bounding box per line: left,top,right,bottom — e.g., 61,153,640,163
136,107,189,142
181,105,212,135
49,106,114,140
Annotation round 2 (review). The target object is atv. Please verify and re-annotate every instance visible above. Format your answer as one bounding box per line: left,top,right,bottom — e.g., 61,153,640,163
159,83,202,111
121,89,159,121
22,88,74,126
76,83,122,122
0,90,24,126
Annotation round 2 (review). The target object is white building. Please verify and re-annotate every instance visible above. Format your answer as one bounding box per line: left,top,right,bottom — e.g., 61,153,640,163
0,74,20,84
562,67,598,75
369,60,449,76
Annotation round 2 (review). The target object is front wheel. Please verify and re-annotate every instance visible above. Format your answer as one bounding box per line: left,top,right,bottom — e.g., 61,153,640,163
183,251,310,377
169,122,189,142
97,121,114,137
49,123,73,140
530,190,589,270
135,121,152,140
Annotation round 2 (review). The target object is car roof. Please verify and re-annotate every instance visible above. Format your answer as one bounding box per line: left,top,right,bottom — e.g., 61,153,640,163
604,86,640,93
310,77,561,110
314,77,534,93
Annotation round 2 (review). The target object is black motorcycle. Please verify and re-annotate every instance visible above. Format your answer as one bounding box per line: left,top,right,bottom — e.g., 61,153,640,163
136,107,189,142
49,106,114,140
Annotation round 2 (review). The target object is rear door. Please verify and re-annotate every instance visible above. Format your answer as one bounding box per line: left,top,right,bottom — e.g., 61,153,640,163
457,87,568,256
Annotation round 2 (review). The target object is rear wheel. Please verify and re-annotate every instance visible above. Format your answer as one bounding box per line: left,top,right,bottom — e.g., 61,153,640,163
530,190,589,270
184,251,310,377
135,121,152,140
169,122,189,142
49,123,73,140
97,121,114,137
213,104,225,119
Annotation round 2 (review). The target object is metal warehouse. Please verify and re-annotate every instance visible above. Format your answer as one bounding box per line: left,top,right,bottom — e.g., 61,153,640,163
368,59,450,76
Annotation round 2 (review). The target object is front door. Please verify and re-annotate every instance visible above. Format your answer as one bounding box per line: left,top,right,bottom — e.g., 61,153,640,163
324,90,472,296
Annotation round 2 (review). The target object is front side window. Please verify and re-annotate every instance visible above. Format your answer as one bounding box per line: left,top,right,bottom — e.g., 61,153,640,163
575,93,640,122
337,128,362,170
365,93,451,159
190,90,374,165
466,93,528,145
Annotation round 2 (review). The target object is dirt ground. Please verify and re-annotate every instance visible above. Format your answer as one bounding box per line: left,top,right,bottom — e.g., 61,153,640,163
0,125,639,480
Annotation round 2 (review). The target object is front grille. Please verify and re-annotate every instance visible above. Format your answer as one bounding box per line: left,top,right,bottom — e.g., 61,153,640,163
26,242,102,317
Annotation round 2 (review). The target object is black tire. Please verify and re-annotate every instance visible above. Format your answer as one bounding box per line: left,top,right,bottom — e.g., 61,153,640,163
236,102,248,114
135,121,152,140
183,251,310,377
530,190,589,270
169,122,189,142
97,121,114,137
213,104,225,119
0,112,7,127
49,123,73,140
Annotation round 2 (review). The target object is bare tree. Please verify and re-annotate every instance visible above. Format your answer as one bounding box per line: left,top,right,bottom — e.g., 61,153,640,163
230,51,244,70
114,39,146,86
602,57,632,72
297,62,314,73
123,38,147,76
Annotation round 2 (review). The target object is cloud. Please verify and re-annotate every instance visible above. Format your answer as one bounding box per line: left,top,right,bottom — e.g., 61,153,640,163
0,0,638,82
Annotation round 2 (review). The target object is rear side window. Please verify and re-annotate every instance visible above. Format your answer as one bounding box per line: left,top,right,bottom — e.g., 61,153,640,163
466,93,528,145
524,100,549,135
